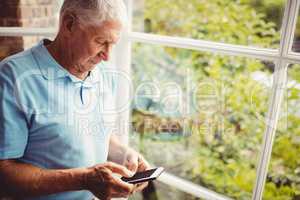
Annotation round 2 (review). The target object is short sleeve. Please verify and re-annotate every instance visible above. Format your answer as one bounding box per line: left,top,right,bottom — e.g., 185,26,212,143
0,62,29,159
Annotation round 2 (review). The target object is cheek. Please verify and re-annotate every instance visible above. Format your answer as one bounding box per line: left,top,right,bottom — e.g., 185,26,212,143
72,41,102,63
70,38,90,59
72,36,96,58
76,46,97,62
86,43,102,57
72,48,89,62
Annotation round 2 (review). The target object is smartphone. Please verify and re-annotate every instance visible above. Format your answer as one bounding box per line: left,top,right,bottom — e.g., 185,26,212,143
121,167,164,184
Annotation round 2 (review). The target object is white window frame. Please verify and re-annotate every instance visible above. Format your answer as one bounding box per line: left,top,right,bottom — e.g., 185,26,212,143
0,0,299,199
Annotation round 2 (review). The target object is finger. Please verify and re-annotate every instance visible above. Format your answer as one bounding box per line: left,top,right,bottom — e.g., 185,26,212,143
105,177,135,199
124,149,139,172
125,159,138,173
134,182,149,192
137,156,151,171
105,162,134,177
111,176,135,194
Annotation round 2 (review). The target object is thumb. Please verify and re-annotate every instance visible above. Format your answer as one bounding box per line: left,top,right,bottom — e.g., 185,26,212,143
125,157,138,173
105,162,134,178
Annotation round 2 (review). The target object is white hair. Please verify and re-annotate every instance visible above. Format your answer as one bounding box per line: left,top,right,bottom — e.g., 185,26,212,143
59,0,127,27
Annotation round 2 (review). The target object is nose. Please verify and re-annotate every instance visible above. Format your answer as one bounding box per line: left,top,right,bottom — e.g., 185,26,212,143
101,43,113,61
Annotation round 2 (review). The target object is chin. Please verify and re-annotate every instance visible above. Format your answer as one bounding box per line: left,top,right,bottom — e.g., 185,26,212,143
88,63,98,71
86,61,99,70
89,59,102,66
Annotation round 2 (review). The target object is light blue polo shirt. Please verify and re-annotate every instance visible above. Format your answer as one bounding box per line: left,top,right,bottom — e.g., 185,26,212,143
0,40,117,200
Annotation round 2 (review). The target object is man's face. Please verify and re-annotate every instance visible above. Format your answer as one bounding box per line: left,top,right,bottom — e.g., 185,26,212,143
68,20,121,72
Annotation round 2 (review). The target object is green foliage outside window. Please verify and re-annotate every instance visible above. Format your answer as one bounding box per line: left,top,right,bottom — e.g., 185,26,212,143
130,0,300,199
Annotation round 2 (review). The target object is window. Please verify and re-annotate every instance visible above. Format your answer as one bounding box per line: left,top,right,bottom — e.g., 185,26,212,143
132,0,286,49
131,181,198,200
263,64,300,199
292,10,300,52
125,0,300,200
131,43,273,199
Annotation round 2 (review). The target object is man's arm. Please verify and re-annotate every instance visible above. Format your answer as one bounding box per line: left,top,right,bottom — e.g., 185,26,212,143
0,159,87,198
0,159,134,199
108,134,129,165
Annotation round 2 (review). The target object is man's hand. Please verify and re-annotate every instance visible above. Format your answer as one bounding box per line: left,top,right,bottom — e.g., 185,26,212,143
84,162,135,200
124,148,151,173
123,148,151,192
108,135,152,192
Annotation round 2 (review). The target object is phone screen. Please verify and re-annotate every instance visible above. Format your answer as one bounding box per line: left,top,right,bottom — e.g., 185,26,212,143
121,168,158,183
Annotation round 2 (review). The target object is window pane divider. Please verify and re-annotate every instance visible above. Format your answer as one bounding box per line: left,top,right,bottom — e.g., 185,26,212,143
286,1,300,55
284,54,300,64
252,0,299,199
129,32,280,61
159,172,233,200
113,0,133,144
252,61,288,200
0,27,56,37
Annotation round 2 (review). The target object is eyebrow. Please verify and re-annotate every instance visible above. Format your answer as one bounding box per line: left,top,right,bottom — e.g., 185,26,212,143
96,37,115,43
96,34,119,43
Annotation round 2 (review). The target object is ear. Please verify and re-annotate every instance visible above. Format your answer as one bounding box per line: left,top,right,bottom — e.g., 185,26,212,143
61,13,77,35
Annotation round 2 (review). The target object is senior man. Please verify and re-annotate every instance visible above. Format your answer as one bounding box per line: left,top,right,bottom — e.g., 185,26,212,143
0,0,150,200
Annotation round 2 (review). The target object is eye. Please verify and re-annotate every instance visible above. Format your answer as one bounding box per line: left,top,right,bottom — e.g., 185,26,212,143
96,40,105,45
94,38,105,44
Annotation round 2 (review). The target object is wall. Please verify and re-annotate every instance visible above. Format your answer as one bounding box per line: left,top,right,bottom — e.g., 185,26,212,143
0,0,60,60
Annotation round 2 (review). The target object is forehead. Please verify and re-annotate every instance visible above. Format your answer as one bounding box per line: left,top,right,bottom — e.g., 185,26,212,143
87,20,122,40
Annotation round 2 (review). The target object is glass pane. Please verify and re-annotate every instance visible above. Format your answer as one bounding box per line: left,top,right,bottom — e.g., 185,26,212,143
292,9,300,53
133,0,285,49
263,64,300,200
0,36,46,61
0,1,62,28
130,42,274,199
129,181,201,200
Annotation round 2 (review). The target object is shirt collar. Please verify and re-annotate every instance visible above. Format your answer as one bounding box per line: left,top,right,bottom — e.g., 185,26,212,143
32,39,101,86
